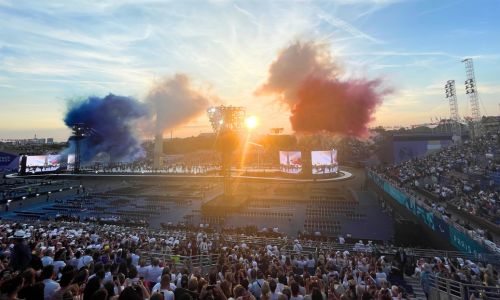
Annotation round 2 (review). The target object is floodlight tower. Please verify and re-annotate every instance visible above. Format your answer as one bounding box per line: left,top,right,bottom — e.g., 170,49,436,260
207,106,246,200
462,58,482,138
71,123,92,173
462,58,481,121
444,80,461,141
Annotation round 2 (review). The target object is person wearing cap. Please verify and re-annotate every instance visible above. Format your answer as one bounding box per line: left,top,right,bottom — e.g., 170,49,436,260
10,230,31,272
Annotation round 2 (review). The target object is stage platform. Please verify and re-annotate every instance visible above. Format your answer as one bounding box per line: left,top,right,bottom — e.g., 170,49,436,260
10,169,354,183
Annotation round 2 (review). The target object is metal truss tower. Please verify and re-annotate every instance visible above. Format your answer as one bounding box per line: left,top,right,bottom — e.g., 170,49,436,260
445,80,460,122
207,105,246,133
444,80,461,139
207,106,246,200
462,58,481,121
71,123,92,173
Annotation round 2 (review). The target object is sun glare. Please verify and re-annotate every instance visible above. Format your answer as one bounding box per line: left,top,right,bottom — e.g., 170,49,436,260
245,116,258,129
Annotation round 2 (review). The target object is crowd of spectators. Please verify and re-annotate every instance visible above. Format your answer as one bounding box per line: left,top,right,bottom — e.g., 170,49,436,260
0,220,498,300
374,132,499,246
87,162,219,175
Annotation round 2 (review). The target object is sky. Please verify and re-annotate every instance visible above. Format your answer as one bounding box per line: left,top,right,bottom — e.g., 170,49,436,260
0,0,499,141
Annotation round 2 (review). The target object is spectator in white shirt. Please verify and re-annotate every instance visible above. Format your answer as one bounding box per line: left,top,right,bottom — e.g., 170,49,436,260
41,249,54,267
146,258,164,284
152,274,175,300
250,270,265,299
293,240,303,253
153,268,177,291
199,238,209,254
77,249,93,270
131,250,140,267
375,267,387,287
41,265,60,300
137,259,148,279
52,249,66,276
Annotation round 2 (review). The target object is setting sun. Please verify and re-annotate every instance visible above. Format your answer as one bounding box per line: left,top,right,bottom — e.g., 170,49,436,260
245,116,258,129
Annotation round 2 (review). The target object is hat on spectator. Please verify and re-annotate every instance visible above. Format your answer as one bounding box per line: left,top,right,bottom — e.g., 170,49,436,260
11,230,30,239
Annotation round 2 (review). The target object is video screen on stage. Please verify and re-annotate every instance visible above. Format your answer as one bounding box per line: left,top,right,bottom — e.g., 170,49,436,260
24,155,64,173
279,151,302,174
311,150,338,174
67,154,75,171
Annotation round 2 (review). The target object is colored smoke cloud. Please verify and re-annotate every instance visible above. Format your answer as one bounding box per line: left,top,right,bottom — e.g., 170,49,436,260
147,74,211,135
257,41,387,137
64,94,149,162
63,73,212,163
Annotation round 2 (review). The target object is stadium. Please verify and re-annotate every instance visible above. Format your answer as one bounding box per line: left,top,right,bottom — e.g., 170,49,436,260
1,107,499,299
1,2,500,300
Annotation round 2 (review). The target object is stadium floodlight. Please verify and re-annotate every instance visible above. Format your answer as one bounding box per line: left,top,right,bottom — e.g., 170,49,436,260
207,105,246,133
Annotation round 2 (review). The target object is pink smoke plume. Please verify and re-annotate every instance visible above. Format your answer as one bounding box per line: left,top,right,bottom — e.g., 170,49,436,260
256,41,388,137
147,74,211,135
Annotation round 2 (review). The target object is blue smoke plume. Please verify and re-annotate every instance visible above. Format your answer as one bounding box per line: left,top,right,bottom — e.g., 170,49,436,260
64,94,149,163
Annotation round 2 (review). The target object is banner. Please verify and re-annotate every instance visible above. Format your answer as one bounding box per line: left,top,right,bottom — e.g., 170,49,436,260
434,216,450,241
449,226,487,256
368,170,489,256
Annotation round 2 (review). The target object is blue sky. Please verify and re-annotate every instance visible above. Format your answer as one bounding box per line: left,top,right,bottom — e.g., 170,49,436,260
0,0,499,140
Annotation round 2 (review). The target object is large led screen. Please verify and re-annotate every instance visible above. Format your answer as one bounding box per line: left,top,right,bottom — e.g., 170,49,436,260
24,155,63,173
311,150,338,174
67,154,75,171
279,151,302,174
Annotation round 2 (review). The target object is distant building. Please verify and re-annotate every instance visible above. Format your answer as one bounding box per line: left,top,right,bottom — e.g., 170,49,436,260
198,132,215,138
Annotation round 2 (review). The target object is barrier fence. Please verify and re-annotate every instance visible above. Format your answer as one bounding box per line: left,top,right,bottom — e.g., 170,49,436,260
280,243,500,268
136,252,220,274
428,274,500,300
139,240,500,276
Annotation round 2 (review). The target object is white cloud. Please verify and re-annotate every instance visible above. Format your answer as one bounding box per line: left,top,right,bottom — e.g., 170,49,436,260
0,0,498,136
318,14,383,44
